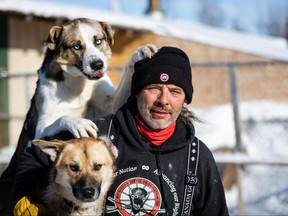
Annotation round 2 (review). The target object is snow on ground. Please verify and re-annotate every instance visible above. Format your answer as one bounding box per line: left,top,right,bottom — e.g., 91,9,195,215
0,100,288,215
194,100,288,159
193,100,288,215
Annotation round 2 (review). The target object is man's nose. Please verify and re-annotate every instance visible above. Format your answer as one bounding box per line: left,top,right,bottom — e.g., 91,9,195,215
158,89,169,105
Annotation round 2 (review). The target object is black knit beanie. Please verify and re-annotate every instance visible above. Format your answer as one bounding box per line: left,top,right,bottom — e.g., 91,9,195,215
131,46,193,104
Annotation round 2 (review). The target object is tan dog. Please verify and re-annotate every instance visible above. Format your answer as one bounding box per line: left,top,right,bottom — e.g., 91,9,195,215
32,137,118,216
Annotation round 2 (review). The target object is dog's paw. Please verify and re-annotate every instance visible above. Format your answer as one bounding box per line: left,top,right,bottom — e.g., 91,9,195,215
130,43,158,66
59,116,98,138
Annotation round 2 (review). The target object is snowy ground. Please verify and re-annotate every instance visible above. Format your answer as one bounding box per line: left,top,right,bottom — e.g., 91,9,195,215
194,100,288,215
1,100,288,215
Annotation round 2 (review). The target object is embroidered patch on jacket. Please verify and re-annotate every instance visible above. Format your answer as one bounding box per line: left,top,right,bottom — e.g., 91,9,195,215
106,177,164,215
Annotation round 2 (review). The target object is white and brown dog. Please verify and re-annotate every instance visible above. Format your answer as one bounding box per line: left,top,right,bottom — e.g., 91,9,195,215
2,18,157,179
32,137,118,216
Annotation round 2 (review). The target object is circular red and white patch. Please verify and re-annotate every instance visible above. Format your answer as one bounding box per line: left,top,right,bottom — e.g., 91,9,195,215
114,177,162,215
160,73,169,82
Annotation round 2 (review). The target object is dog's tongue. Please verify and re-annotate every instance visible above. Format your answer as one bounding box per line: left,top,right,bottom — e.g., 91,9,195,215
91,70,104,78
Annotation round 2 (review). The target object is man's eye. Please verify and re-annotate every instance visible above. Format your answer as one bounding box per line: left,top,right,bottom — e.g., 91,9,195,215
146,88,160,94
170,88,184,94
95,39,102,45
73,44,82,50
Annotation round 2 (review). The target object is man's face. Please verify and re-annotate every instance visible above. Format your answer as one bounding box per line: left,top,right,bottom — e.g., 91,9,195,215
137,84,186,130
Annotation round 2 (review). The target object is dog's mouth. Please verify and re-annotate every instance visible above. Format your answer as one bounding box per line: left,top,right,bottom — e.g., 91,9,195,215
75,59,105,80
87,70,104,80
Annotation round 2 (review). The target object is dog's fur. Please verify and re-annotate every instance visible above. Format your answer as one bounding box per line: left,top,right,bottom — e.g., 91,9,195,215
32,137,118,216
0,17,157,213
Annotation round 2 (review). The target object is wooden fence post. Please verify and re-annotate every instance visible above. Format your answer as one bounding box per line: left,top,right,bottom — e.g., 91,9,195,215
228,63,244,215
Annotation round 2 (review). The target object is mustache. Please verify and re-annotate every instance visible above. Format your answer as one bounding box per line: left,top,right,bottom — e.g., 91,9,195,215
150,105,172,113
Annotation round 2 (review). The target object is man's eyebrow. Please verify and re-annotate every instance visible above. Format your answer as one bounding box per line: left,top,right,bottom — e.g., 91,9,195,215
146,84,161,88
168,86,183,91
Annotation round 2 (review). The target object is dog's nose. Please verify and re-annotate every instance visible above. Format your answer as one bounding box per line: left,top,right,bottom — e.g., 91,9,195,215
82,187,95,199
90,60,104,70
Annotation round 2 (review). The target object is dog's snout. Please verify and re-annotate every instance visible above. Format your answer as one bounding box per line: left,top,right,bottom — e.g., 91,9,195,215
90,60,104,70
82,186,95,199
73,177,100,201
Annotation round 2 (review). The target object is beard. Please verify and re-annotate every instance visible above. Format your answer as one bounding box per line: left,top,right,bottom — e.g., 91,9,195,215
137,97,182,130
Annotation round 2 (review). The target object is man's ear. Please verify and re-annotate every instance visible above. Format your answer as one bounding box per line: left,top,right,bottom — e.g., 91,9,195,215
184,98,188,106
32,139,64,161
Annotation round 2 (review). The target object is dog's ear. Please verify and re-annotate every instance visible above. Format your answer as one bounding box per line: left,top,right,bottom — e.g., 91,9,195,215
99,136,118,159
32,139,64,161
46,26,63,50
100,22,114,46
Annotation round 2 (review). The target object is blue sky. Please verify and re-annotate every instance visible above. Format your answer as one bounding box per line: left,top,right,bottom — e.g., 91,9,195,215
49,0,287,36
48,0,279,16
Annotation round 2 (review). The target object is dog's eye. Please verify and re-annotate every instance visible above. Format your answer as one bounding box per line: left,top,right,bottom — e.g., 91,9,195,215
95,39,102,45
73,44,82,50
93,164,102,171
69,164,80,172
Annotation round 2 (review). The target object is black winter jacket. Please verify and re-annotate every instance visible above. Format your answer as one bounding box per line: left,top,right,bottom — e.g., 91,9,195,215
13,100,229,216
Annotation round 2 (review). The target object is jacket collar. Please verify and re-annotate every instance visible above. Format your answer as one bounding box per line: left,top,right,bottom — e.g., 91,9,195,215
116,98,195,152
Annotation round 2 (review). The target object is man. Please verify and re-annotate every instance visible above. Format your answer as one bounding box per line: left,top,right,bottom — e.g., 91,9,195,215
13,46,229,215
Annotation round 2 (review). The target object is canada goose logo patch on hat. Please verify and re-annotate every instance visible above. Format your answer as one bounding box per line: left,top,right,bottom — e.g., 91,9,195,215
160,73,169,82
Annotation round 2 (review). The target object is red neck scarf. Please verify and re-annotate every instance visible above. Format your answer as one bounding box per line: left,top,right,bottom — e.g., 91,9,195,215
134,114,176,146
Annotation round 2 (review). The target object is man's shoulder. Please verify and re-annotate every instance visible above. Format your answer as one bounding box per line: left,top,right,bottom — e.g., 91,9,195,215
194,137,218,165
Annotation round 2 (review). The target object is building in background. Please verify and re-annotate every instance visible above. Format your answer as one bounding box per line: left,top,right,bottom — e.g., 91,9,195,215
0,0,287,148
